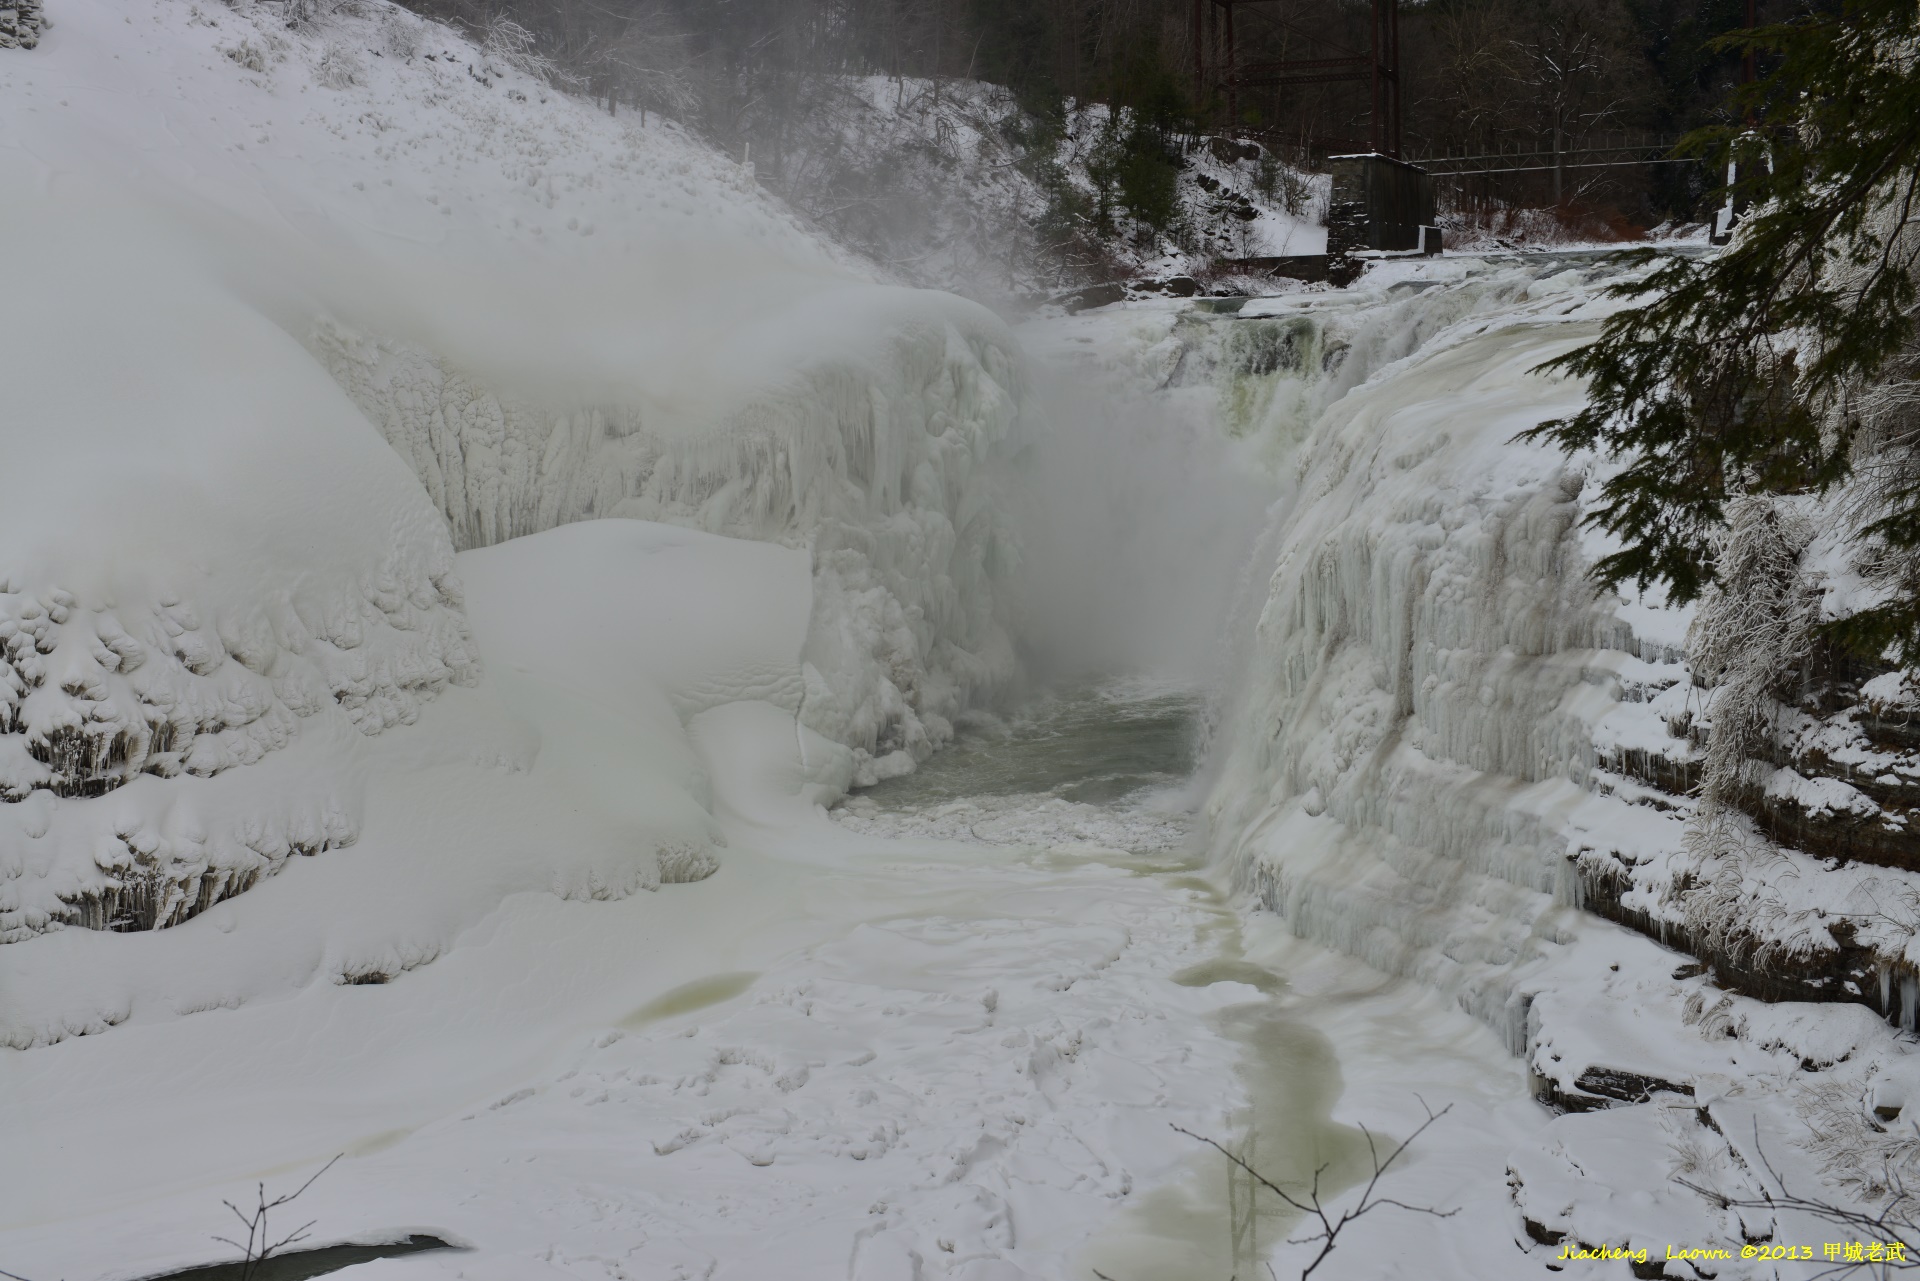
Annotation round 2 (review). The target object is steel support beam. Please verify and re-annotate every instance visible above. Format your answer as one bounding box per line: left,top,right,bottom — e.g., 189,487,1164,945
1202,0,1400,158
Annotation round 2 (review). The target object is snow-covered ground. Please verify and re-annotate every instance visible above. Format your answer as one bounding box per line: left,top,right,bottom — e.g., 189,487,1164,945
0,667,1549,1281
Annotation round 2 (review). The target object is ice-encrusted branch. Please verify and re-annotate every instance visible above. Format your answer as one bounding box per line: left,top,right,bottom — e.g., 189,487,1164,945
1680,1121,1920,1279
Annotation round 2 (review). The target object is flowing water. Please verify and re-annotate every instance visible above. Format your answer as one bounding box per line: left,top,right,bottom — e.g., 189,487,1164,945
859,680,1203,809
840,680,1370,1280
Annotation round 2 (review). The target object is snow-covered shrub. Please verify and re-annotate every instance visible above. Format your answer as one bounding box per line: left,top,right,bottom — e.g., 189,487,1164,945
1679,497,1822,964
315,39,363,88
1688,497,1820,810
481,14,569,88
224,39,270,73
380,7,423,59
1801,1078,1920,1220
282,0,353,30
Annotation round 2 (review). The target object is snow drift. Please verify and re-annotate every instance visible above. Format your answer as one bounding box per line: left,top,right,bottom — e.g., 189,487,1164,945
0,0,1024,1033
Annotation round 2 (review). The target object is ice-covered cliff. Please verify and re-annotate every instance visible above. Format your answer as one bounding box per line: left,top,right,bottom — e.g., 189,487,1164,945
0,0,1025,1039
1048,258,1920,1269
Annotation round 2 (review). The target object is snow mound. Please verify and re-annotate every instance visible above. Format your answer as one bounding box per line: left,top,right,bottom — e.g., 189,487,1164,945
0,200,481,945
0,0,1025,987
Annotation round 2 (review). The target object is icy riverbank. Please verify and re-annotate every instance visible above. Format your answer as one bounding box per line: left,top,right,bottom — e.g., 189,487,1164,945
1042,256,1920,1274
0,676,1546,1281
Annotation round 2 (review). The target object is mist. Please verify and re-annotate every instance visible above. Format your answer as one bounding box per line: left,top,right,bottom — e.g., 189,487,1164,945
1009,348,1273,687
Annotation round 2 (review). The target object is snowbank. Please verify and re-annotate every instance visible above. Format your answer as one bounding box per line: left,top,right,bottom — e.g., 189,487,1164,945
0,0,1026,971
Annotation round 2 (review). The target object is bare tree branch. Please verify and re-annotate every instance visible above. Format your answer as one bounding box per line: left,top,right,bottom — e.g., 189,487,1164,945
209,1154,342,1281
1175,1099,1457,1279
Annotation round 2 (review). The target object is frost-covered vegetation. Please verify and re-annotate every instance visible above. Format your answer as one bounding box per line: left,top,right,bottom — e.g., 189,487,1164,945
695,75,1328,301
1527,0,1920,1014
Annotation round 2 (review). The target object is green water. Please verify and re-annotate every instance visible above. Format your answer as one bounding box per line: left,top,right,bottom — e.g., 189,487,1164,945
620,971,760,1029
858,682,1203,809
854,679,1368,1281
142,1237,454,1281
1081,877,1372,1281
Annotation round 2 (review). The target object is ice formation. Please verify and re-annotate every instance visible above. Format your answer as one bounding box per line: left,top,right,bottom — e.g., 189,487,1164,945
1119,255,1920,1266
1199,272,1630,1034
311,287,1024,769
0,0,1025,971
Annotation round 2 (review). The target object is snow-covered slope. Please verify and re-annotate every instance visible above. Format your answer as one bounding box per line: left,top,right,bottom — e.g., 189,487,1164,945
0,0,1023,1005
759,74,1326,303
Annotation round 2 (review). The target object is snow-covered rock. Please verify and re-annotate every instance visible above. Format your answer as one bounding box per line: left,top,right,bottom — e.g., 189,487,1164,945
0,0,41,50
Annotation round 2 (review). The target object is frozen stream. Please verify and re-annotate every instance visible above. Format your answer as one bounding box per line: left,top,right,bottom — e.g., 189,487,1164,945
2,680,1539,1281
835,681,1365,1279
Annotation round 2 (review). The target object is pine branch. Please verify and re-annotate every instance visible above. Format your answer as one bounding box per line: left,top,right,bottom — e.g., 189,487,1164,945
1522,0,1920,621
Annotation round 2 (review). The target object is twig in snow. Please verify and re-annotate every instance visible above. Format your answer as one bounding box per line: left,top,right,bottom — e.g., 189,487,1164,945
211,1154,343,1281
1175,1098,1457,1279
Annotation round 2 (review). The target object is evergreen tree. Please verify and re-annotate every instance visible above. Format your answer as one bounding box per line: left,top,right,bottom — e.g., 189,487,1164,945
1527,0,1920,651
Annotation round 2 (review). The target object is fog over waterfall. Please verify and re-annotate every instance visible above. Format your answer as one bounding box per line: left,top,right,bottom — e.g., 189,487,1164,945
5,3,1919,1280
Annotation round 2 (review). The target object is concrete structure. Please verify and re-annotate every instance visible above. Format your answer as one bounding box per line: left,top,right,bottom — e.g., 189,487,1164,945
1328,152,1434,253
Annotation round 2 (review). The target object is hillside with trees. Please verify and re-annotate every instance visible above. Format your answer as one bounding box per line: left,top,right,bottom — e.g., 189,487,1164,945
396,0,1781,294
